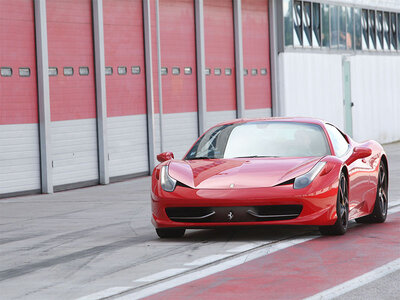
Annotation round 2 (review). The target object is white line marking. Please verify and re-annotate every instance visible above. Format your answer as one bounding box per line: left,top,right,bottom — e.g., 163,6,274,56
116,236,315,300
184,254,231,266
75,287,133,300
135,268,189,282
226,243,263,253
304,258,400,300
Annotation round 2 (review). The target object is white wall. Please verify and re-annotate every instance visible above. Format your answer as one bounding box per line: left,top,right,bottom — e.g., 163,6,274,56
279,52,345,130
279,51,400,144
349,54,400,143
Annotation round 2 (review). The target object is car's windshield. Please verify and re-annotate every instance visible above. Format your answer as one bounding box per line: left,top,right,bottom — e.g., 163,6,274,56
185,121,331,159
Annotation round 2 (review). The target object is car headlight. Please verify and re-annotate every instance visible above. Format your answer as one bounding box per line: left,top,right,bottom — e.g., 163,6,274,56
293,162,326,189
160,165,177,192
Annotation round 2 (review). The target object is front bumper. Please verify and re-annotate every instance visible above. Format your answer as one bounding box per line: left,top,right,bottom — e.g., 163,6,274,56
152,182,339,229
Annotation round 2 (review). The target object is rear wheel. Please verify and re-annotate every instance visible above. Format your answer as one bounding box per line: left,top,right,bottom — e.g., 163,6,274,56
319,173,349,235
356,161,388,224
156,228,185,238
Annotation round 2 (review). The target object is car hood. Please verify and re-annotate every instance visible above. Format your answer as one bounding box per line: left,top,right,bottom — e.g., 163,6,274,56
168,157,322,189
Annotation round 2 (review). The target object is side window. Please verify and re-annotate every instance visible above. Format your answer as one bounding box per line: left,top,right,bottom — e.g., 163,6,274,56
303,2,312,47
354,8,362,50
325,124,349,157
391,13,397,50
283,0,294,46
383,12,390,50
312,3,321,47
361,9,369,49
293,0,303,46
321,4,330,47
369,10,376,50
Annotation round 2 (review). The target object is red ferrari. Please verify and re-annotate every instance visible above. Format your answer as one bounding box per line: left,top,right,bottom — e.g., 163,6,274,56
151,118,388,238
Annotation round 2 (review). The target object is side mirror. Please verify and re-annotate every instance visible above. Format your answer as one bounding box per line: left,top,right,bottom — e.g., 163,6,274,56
157,152,174,162
346,146,372,165
353,146,372,159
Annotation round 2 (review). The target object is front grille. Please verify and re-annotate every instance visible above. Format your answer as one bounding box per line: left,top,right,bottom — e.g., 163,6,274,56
165,205,302,223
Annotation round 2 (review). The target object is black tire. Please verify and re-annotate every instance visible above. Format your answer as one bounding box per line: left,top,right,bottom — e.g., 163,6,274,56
319,173,349,235
156,228,186,238
356,161,388,224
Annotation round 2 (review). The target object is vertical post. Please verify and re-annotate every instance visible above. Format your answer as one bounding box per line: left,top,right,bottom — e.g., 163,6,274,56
269,0,282,116
195,0,207,135
92,0,109,184
143,0,156,172
233,0,245,119
34,0,53,194
155,0,164,152
342,58,353,137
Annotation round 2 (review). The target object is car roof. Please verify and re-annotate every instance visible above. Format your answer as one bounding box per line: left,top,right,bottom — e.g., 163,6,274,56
214,117,327,127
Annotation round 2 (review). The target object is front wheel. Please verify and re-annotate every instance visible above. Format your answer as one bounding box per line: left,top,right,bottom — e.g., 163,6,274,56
156,228,186,238
320,173,349,235
356,161,388,224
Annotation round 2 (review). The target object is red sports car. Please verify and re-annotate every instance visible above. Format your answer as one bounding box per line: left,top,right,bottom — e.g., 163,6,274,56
151,118,388,238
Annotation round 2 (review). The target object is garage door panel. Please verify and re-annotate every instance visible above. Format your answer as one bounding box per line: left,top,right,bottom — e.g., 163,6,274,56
103,0,148,177
205,110,237,130
0,124,40,194
46,0,92,23
163,112,198,159
159,0,198,157
47,0,99,187
242,0,272,113
0,0,40,196
160,0,197,114
51,119,98,185
103,0,146,117
204,0,236,118
107,115,149,177
0,21,37,61
103,26,144,60
244,108,272,119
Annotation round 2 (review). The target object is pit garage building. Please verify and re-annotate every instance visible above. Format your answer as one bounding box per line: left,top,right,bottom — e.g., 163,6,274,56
0,0,399,197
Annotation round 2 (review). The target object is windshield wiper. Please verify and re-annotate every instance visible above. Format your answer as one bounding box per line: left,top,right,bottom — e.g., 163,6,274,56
187,156,213,160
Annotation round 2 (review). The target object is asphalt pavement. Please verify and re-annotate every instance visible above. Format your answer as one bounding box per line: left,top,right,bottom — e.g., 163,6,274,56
0,142,400,300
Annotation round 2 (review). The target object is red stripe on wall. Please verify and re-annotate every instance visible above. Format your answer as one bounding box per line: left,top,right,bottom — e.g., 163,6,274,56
46,0,96,121
159,0,197,114
0,0,38,125
103,0,147,117
242,0,271,110
204,0,236,112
